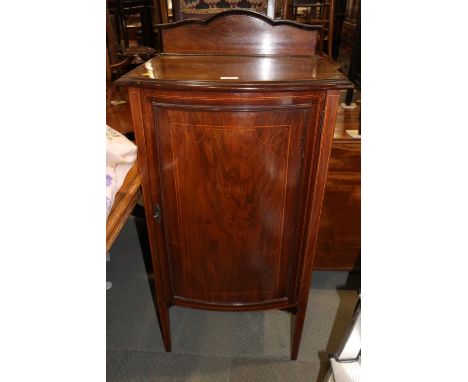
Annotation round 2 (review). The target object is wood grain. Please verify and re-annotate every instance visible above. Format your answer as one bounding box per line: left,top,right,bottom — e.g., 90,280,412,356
106,162,142,252
157,10,320,55
291,89,340,359
117,54,352,90
152,94,319,305
129,88,172,351
314,142,360,270
314,102,361,270
122,11,352,359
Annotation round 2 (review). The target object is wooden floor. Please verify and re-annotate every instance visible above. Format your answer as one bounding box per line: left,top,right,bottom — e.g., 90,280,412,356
107,87,361,271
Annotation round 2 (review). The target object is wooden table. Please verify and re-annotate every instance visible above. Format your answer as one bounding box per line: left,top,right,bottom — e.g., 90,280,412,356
106,162,142,252
117,10,352,360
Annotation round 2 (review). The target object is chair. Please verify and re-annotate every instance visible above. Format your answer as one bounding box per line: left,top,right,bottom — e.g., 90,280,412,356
290,0,323,20
107,7,131,106
106,1,157,76
107,4,156,135
107,0,156,49
283,0,335,60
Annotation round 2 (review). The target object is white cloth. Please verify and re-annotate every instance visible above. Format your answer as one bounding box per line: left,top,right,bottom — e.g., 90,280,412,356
106,126,137,218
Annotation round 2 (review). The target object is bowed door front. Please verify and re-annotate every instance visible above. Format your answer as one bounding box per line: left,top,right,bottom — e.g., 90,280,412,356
150,92,322,308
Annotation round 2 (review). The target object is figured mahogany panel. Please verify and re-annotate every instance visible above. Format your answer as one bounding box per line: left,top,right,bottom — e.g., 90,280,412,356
150,94,320,305
157,10,320,56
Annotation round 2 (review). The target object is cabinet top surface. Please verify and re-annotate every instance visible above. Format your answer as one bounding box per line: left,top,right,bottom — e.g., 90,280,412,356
116,11,352,90
117,53,352,90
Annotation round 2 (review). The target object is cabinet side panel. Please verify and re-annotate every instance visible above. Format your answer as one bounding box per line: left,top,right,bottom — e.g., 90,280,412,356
128,88,172,351
136,89,175,302
297,90,341,300
291,89,341,359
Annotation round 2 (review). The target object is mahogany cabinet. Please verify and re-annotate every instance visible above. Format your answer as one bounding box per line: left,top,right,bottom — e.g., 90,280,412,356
117,10,352,360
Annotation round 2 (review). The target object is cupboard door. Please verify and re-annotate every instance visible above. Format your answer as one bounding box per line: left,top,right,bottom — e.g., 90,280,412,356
151,99,319,305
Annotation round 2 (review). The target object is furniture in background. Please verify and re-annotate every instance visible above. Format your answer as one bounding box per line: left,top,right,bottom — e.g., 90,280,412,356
170,0,275,20
283,0,335,60
151,0,169,24
107,7,132,83
117,10,352,359
312,0,360,270
314,102,360,270
344,6,360,105
106,87,135,136
335,0,359,81
290,0,323,20
107,0,158,80
106,3,157,84
106,6,135,137
107,3,156,136
107,0,156,49
330,0,347,60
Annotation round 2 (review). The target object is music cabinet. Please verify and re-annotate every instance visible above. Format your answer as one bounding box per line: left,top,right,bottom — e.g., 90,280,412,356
117,10,352,359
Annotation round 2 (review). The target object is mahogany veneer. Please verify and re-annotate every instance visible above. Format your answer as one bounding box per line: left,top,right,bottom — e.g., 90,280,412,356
116,10,352,360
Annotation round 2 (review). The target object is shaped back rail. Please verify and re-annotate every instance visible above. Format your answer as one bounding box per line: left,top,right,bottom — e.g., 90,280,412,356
156,10,322,56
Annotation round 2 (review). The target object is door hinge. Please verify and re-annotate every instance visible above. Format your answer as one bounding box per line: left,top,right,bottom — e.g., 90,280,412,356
153,203,161,224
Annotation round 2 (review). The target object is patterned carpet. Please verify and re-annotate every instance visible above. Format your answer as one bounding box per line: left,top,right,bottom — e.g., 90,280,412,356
107,217,360,381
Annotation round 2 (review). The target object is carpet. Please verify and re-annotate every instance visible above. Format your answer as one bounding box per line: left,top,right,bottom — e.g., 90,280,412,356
107,217,360,381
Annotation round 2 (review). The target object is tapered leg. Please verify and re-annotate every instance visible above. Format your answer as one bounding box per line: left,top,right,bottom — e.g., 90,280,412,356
290,90,342,360
156,299,171,352
291,306,307,360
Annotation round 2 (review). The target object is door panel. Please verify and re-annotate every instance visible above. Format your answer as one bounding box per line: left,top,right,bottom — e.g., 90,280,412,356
152,100,319,304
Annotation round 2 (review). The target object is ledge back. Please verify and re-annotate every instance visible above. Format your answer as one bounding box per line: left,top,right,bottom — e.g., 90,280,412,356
157,10,321,56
